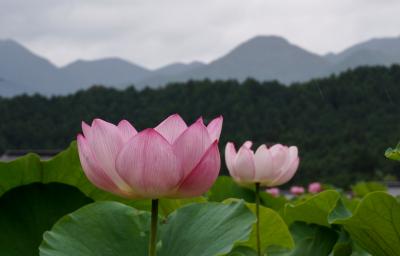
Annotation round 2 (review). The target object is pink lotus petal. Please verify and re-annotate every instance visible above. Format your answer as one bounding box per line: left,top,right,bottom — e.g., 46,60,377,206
254,144,274,181
281,146,298,170
116,128,183,198
173,120,212,177
87,119,131,190
243,141,253,149
117,120,137,142
155,114,188,144
233,145,256,182
77,135,115,190
207,116,223,141
174,141,220,197
88,119,122,170
81,121,91,139
225,142,238,178
261,146,298,186
272,157,299,186
77,135,136,197
269,144,288,170
262,145,299,186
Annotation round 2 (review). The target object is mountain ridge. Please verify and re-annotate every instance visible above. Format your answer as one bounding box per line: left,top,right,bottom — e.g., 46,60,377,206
1,35,400,96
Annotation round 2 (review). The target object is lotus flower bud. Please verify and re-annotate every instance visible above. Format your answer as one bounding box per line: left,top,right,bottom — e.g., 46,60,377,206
266,187,280,197
308,182,322,194
290,186,305,196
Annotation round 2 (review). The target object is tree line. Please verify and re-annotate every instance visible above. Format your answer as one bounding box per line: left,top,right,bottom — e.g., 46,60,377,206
1,65,400,186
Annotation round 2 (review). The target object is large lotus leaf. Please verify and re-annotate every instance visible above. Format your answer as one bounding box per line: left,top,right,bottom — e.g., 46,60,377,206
226,246,257,256
329,228,371,256
350,181,387,198
159,201,255,256
284,190,341,227
329,192,400,256
158,196,207,216
348,243,372,256
0,183,92,256
330,229,353,256
40,201,150,256
232,202,294,254
0,153,42,196
207,176,255,202
340,194,360,213
268,222,338,256
40,201,255,256
259,191,288,212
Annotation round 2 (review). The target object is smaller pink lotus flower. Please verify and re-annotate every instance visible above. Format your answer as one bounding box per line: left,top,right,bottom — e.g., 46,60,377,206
266,187,280,197
290,186,305,196
225,141,299,186
77,114,223,199
308,182,322,194
225,141,298,256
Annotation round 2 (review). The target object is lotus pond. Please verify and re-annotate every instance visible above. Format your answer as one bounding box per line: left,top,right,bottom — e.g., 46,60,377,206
0,141,399,256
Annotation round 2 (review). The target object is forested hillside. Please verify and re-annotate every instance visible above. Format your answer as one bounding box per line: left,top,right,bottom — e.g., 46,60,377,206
1,65,400,186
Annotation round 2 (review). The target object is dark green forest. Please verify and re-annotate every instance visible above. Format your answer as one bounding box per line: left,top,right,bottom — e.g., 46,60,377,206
1,66,400,186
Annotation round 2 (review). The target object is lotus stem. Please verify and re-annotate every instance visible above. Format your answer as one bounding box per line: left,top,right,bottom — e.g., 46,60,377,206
149,199,159,256
255,182,261,256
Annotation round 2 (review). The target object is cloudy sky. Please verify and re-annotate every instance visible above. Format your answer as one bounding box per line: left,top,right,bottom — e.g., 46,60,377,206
1,0,399,69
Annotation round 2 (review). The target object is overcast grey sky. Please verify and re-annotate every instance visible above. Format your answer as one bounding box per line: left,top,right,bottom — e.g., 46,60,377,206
1,0,399,69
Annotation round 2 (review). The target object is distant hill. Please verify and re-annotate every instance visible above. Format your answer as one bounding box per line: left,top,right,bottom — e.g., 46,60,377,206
62,58,151,89
1,35,400,96
153,61,205,76
325,37,400,64
142,36,331,86
139,61,206,87
0,39,63,96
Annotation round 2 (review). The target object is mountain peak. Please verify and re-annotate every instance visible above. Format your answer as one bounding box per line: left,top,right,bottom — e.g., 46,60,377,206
224,35,299,59
239,35,290,49
247,35,288,43
0,39,34,53
0,38,20,46
66,57,136,66
193,35,330,84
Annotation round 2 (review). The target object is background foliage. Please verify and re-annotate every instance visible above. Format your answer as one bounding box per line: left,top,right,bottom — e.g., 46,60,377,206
1,65,400,186
0,144,399,255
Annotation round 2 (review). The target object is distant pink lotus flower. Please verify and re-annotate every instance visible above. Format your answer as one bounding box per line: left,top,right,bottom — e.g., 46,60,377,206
266,187,280,197
77,114,223,199
225,141,299,186
290,186,305,196
308,182,322,194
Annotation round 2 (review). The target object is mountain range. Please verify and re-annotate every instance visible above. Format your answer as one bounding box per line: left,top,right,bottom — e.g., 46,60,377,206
1,35,400,96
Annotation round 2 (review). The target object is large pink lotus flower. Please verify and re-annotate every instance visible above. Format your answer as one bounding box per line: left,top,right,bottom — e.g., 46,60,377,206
290,186,305,196
308,182,322,194
77,114,223,199
225,141,299,186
